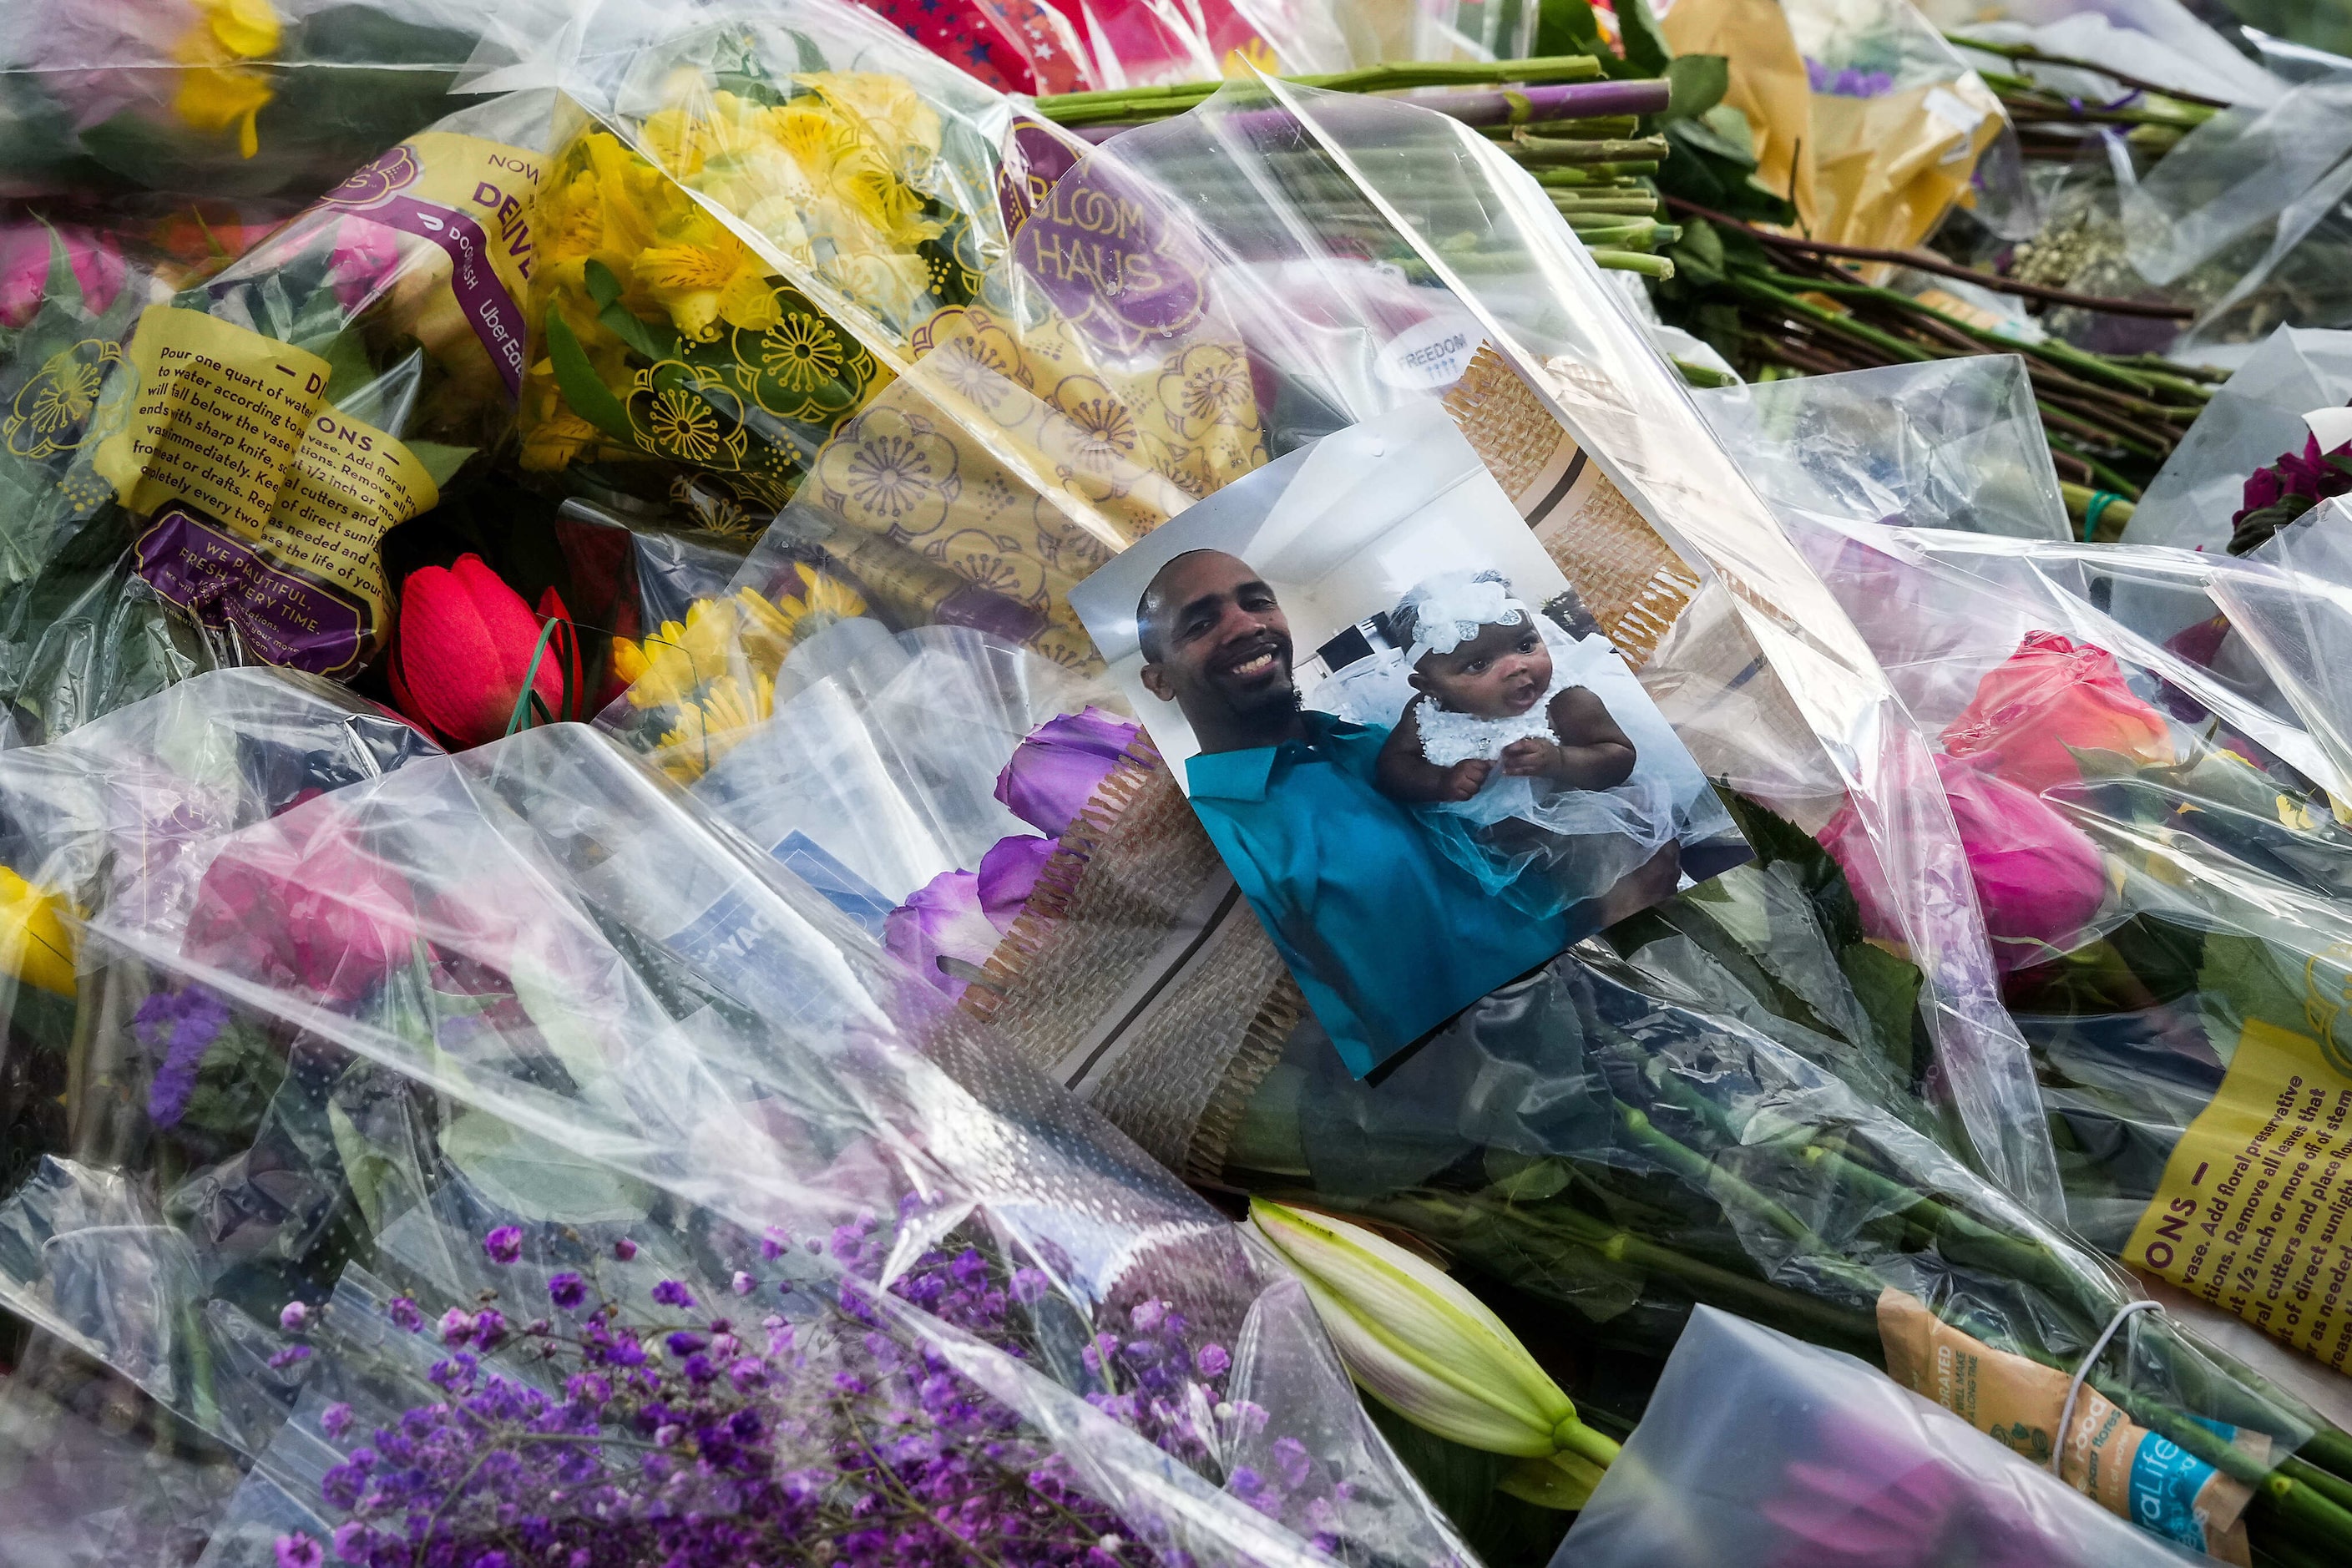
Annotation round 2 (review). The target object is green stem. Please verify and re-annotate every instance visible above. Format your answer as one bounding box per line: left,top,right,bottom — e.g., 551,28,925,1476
1590,250,1674,278
1505,134,1671,166
1728,271,1936,364
1033,56,1604,124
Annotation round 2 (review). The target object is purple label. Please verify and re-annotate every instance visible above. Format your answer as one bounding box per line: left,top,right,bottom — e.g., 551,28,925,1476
356,196,527,400
135,505,371,676
936,582,1047,645
1014,159,1206,353
995,119,1081,240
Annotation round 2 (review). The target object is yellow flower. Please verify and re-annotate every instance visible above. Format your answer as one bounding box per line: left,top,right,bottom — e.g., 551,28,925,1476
797,73,942,170
617,596,748,709
0,867,76,998
758,564,867,644
655,672,776,781
634,213,780,341
172,0,282,159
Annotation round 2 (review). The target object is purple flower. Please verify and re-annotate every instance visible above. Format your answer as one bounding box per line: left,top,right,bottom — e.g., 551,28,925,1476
613,1237,639,1261
978,833,1055,932
483,1225,524,1264
732,1270,756,1296
321,1402,352,1439
1011,1267,1050,1304
667,1331,709,1357
1272,1436,1313,1489
1195,1343,1232,1378
883,867,1000,1000
330,1522,369,1562
1130,1299,1166,1332
472,1308,508,1348
136,985,231,1129
994,707,1138,837
549,1272,587,1311
1804,55,1895,97
278,1300,310,1333
439,1308,475,1346
268,1344,313,1370
651,1279,695,1309
387,1297,424,1333
761,1227,789,1259
273,1532,323,1568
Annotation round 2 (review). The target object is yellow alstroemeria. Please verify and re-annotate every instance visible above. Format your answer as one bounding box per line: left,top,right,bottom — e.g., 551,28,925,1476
635,211,781,342
797,73,942,171
0,866,77,997
172,0,282,159
642,89,782,181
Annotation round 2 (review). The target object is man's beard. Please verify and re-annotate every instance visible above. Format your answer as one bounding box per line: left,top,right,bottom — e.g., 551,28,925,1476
1225,674,1302,720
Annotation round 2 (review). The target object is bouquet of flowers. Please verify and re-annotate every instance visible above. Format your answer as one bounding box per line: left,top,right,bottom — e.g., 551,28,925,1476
0,89,564,747
0,666,443,1512
58,716,1472,1566
0,0,575,201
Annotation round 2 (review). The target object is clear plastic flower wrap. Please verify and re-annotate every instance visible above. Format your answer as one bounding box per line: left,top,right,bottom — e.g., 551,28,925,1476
509,0,1098,535
0,0,576,202
0,666,443,1491
1697,352,2073,541
1751,516,2352,1419
1557,1304,2208,1568
3,89,562,741
66,717,1471,1568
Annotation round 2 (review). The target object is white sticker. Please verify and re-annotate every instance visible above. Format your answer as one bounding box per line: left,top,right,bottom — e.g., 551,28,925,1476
1375,311,1489,390
1922,87,1984,164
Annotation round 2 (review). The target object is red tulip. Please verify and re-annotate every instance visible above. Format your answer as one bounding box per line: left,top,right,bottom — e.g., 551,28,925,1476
388,555,578,750
1940,630,2172,797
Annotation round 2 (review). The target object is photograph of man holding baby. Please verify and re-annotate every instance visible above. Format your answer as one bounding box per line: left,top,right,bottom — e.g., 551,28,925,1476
1070,403,1749,1080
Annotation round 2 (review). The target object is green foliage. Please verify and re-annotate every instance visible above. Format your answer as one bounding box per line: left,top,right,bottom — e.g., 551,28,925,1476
1614,0,1675,76
1660,54,1729,124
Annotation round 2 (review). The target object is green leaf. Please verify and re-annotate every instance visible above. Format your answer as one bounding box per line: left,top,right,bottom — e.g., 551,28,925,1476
405,440,475,488
1615,0,1675,76
2196,931,2312,1065
1498,1452,1602,1510
1535,0,1608,58
584,256,625,312
1662,54,1729,123
1839,938,1925,1080
439,1109,655,1224
543,308,639,447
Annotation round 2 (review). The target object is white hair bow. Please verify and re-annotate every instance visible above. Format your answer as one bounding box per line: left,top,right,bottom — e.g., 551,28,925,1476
1399,571,1527,669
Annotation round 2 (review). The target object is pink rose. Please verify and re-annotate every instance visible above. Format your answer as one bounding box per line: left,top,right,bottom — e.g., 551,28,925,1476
184,803,418,1003
0,221,126,327
1821,753,2106,971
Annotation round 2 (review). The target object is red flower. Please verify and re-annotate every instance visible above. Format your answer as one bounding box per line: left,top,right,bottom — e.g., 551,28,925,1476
1821,752,2107,971
1940,630,2172,796
388,555,578,750
184,804,418,1004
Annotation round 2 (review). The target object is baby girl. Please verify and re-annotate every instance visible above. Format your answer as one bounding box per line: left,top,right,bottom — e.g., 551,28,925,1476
1373,570,1681,922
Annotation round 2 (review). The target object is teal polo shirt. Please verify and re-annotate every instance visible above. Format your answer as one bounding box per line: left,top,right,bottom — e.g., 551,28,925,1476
1186,712,1570,1078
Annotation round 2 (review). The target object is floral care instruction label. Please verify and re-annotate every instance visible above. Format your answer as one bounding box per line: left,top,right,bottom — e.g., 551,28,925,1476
1878,1289,2254,1562
93,305,438,675
2126,1019,2352,1371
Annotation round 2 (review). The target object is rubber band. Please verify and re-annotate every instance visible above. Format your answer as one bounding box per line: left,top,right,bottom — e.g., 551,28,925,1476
2052,1297,2162,1477
2081,490,2121,541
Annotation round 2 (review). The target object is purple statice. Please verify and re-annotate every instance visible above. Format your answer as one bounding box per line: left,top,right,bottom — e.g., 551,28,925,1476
306,1225,1300,1568
482,1225,524,1264
278,1300,310,1333
135,984,232,1128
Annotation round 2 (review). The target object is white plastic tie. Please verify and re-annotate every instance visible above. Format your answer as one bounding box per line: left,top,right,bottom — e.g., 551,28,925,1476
2051,1297,2163,1477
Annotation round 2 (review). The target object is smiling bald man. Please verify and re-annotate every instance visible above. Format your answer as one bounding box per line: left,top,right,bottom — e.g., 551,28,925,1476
1136,549,1570,1077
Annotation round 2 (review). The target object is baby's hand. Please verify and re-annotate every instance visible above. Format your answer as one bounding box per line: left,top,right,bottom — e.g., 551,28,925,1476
1442,759,1493,802
1500,737,1565,779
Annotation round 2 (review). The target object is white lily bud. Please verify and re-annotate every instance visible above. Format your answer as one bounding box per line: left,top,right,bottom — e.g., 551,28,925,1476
1249,1199,1615,1475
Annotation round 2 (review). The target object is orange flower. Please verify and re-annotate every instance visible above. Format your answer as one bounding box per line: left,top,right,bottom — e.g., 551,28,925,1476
1941,630,2173,797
